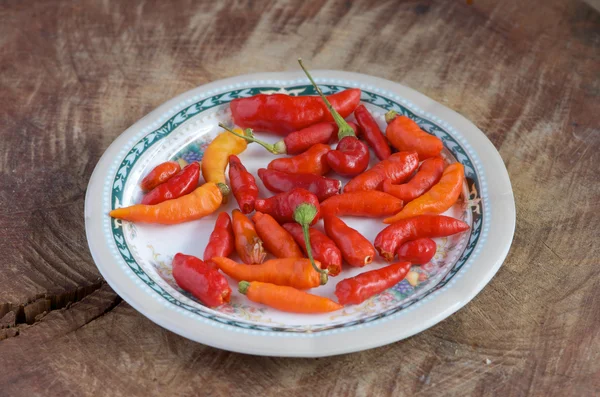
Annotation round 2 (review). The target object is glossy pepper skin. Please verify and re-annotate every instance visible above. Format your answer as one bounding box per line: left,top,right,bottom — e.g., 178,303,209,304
252,212,303,259
239,281,342,314
257,168,341,202
141,162,200,205
283,223,342,277
232,209,266,264
385,111,443,160
254,188,321,225
140,161,181,191
203,212,235,262
343,151,419,193
335,262,411,305
323,215,375,267
202,127,249,196
230,89,361,136
384,163,464,224
383,156,445,203
267,143,331,175
396,238,437,264
320,191,403,218
228,155,259,214
212,257,325,289
374,215,469,261
172,253,231,307
354,104,391,160
109,182,223,224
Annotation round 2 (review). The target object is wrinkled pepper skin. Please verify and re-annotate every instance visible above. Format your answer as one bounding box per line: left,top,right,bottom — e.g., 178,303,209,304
254,188,321,225
385,112,443,160
228,155,259,214
232,209,266,264
383,156,445,203
396,238,437,264
257,168,341,202
252,212,304,259
141,162,200,205
267,143,331,175
230,89,361,136
325,136,370,176
140,161,181,191
343,151,419,193
172,253,231,307
320,191,403,218
202,128,249,195
354,104,391,160
384,163,464,224
335,262,411,305
203,212,235,262
323,215,375,267
374,215,469,261
283,223,342,276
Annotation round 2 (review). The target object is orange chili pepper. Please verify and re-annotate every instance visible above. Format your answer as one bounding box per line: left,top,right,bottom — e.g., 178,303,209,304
238,281,342,313
384,163,465,224
202,127,249,196
109,182,223,224
267,143,331,175
140,160,181,191
252,212,303,259
385,112,443,160
320,191,403,218
212,257,326,289
232,209,266,264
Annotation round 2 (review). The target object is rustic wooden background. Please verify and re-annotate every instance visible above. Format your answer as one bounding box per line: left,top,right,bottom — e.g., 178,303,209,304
1,0,598,395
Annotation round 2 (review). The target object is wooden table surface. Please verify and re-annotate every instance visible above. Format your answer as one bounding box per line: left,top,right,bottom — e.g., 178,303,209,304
1,0,599,395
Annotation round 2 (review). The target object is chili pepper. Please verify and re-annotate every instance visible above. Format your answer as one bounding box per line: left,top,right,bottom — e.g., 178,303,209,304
267,143,331,175
252,212,304,259
239,281,343,313
396,238,437,264
109,182,223,224
257,168,341,202
298,59,370,177
172,253,231,307
385,111,443,160
335,262,411,305
212,256,326,289
354,104,391,160
283,223,342,277
374,215,469,261
228,155,258,214
202,126,250,196
203,212,234,261
230,88,361,136
343,151,419,193
383,156,445,202
141,162,200,205
254,188,328,282
320,191,403,218
232,209,266,264
323,215,375,267
384,163,464,224
140,161,181,191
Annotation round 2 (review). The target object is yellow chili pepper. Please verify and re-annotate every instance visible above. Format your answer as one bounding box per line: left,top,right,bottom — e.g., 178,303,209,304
109,182,223,224
383,163,465,224
202,127,249,196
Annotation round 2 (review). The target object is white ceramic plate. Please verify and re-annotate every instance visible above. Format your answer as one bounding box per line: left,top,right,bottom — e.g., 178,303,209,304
85,71,515,357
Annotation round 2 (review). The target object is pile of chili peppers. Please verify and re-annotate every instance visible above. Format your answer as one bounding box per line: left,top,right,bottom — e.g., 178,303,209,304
109,60,470,314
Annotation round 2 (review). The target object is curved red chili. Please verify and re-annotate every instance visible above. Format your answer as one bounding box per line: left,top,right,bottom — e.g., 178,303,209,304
228,155,259,214
257,168,341,202
203,212,235,261
354,104,391,160
396,238,437,264
323,215,375,267
141,162,200,205
140,161,181,191
335,262,411,305
172,253,231,308
383,156,445,203
343,151,419,193
283,223,342,277
267,143,331,175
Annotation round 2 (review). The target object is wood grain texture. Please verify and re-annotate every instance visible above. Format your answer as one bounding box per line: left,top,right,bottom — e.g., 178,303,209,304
1,0,598,395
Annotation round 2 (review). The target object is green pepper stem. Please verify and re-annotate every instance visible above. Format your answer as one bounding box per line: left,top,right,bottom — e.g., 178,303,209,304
298,59,355,140
385,110,399,124
238,281,250,295
216,182,231,196
293,203,328,284
218,123,286,154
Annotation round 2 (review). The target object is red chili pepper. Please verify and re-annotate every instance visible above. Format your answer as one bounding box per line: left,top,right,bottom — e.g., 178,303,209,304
383,156,445,202
232,209,266,264
283,223,342,276
374,215,469,261
323,215,375,267
140,161,181,191
230,89,361,136
267,143,331,175
203,212,235,261
141,162,200,205
320,191,403,218
257,168,341,202
299,59,370,177
343,151,419,193
172,253,231,308
354,104,391,160
335,262,411,305
385,111,443,160
228,155,259,214
252,212,303,259
396,238,437,264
